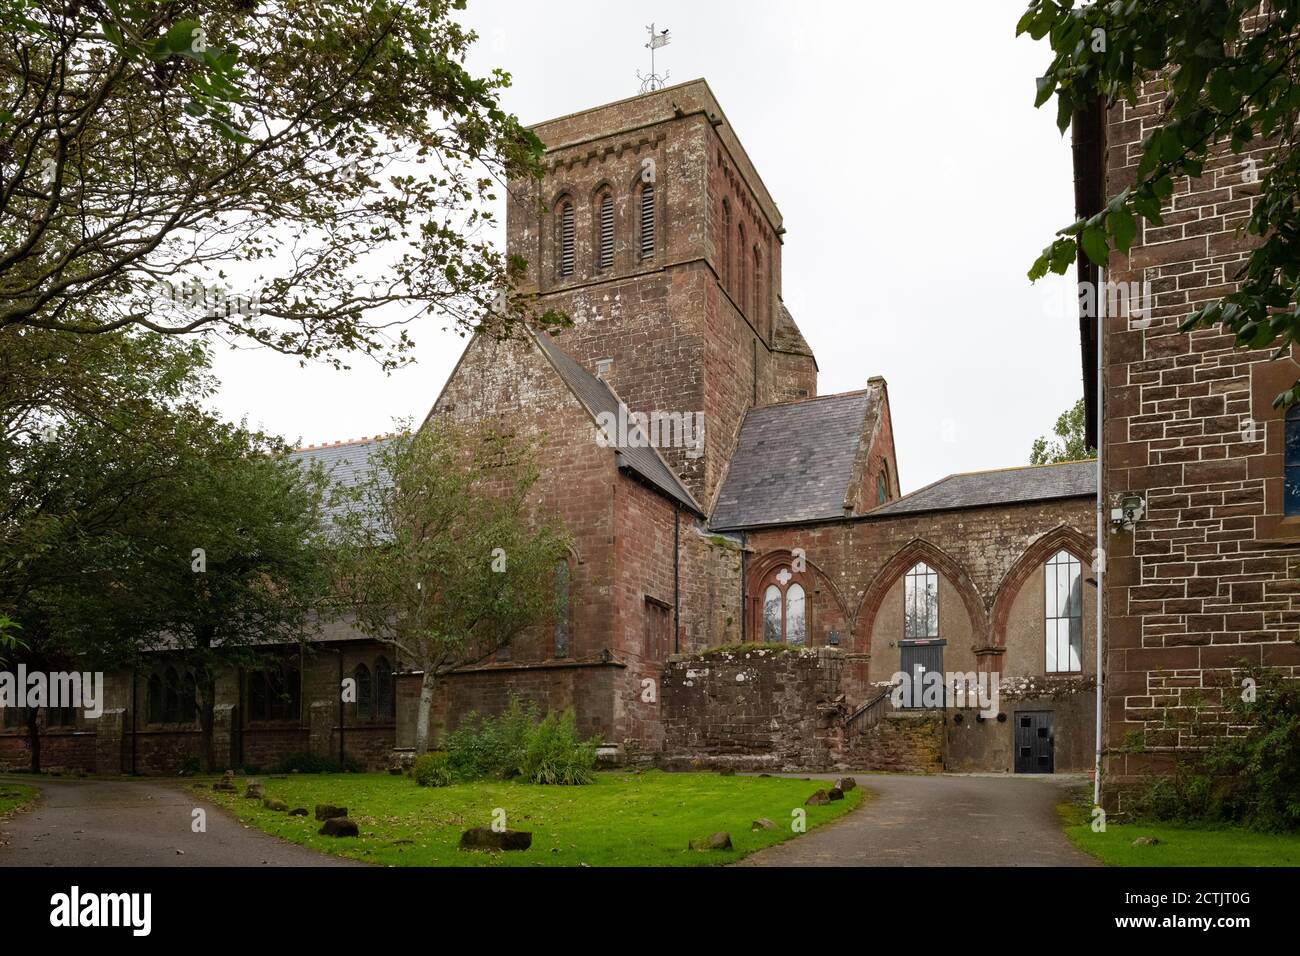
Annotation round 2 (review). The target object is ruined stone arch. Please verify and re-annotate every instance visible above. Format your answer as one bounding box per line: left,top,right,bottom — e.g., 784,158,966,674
990,524,1095,646
853,538,989,646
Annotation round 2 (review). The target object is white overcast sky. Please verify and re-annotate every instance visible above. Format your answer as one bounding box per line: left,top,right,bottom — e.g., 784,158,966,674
208,0,1081,494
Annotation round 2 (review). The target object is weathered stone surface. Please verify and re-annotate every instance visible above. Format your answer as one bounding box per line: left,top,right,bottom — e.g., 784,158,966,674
314,804,348,821
1131,836,1160,847
243,780,264,799
805,789,831,806
689,831,732,850
262,797,288,812
751,818,776,831
827,786,844,801
319,817,359,837
836,777,857,791
458,828,532,851
288,807,308,817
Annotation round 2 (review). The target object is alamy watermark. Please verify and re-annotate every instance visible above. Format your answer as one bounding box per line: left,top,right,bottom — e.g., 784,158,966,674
0,666,104,718
889,669,1000,718
595,407,704,459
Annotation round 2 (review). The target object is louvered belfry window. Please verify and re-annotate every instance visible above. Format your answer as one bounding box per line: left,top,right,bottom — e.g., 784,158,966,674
558,200,575,277
598,193,614,269
639,184,655,259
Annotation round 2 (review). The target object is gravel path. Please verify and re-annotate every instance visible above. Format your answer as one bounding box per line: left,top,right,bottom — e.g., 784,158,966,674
738,772,1098,867
0,775,361,867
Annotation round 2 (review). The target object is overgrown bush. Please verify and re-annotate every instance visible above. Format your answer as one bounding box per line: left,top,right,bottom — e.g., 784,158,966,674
519,710,597,785
1127,667,1300,832
412,752,453,787
442,696,598,785
445,697,538,781
272,752,362,774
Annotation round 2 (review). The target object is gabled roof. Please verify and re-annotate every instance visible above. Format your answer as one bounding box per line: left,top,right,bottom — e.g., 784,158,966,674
866,460,1097,518
531,330,703,515
710,388,880,530
290,437,392,529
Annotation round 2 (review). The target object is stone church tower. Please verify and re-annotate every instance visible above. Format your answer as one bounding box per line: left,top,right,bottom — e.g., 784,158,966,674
506,79,818,503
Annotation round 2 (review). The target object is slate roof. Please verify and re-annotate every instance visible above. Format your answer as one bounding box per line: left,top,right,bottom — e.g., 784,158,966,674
866,460,1097,518
289,437,392,529
710,390,878,530
532,330,702,514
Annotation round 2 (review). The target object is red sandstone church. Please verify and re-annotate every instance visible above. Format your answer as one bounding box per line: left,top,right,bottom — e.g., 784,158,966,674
1,81,1102,778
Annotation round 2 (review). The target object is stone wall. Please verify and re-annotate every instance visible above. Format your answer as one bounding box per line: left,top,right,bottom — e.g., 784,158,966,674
661,646,846,771
1100,64,1300,809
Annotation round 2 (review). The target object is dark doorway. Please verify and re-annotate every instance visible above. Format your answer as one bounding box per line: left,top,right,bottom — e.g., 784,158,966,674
899,639,945,708
1015,710,1054,773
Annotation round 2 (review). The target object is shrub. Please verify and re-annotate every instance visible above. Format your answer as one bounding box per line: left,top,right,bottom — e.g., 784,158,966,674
444,696,598,784
1126,668,1300,832
520,710,597,785
412,752,453,787
446,697,538,780
272,752,362,774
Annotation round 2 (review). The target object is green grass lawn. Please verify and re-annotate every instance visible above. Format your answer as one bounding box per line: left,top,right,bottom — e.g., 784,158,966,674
197,770,865,866
0,782,37,818
1058,800,1300,866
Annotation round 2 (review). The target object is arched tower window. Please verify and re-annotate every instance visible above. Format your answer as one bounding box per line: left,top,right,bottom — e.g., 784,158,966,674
638,182,656,259
1286,404,1300,514
596,191,614,270
353,663,372,720
753,244,763,332
1044,550,1083,672
557,198,575,278
554,559,571,658
737,222,747,313
721,199,731,288
904,562,939,638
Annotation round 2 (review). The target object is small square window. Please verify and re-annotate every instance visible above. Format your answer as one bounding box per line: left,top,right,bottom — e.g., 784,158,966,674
1020,717,1031,728
1037,727,1049,738
1020,747,1032,757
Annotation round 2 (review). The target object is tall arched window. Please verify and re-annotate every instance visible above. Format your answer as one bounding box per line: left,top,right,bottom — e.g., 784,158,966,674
638,183,655,259
904,562,939,638
1045,550,1083,672
353,663,372,720
181,672,197,723
761,570,806,645
596,191,614,270
554,559,571,658
737,222,747,312
557,199,575,278
147,674,164,723
375,656,394,719
752,244,763,331
1286,404,1300,514
721,199,731,288
163,666,181,723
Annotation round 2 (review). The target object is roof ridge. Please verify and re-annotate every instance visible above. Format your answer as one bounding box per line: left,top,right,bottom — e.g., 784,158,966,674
294,434,398,453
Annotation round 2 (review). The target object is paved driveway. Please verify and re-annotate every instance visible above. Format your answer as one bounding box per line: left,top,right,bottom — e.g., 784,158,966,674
0,775,359,867
738,772,1098,867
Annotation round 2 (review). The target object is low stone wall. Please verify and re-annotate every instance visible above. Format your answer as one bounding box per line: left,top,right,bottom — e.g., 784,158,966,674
660,646,847,771
849,712,944,773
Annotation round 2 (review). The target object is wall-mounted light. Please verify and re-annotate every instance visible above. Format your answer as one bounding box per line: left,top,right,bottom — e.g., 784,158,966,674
1110,493,1145,532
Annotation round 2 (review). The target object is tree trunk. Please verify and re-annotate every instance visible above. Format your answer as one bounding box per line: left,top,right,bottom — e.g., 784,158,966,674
25,707,40,773
197,675,217,773
414,670,436,754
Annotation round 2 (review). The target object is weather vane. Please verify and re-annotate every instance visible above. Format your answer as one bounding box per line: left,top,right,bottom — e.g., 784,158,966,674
636,23,671,93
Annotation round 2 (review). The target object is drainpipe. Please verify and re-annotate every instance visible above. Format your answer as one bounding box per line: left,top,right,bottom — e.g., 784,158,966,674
673,507,680,654
739,532,748,644
337,649,345,766
1094,266,1106,810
